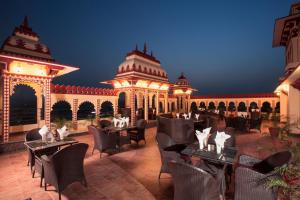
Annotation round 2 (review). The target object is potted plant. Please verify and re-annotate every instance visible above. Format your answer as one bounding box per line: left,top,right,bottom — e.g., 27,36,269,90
266,143,300,200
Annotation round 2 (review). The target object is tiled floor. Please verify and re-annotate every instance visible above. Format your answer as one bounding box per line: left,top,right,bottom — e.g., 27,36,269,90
0,126,299,200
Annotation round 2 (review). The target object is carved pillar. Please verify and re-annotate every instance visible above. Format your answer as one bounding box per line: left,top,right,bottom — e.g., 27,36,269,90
96,99,101,119
156,91,159,115
144,90,148,120
114,98,118,116
130,89,136,126
44,79,51,128
72,99,78,130
2,74,10,142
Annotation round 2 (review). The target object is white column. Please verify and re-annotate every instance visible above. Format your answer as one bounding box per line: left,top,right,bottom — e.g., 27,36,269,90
130,89,136,126
144,91,148,120
2,74,10,142
156,91,159,115
44,79,51,129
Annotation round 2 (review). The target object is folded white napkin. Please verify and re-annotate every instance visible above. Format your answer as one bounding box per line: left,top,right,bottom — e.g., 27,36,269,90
39,125,49,141
57,125,69,140
195,114,200,120
215,110,219,114
214,131,231,154
119,117,126,128
125,117,130,127
112,117,119,127
195,127,211,150
188,112,191,119
183,113,188,120
176,113,180,119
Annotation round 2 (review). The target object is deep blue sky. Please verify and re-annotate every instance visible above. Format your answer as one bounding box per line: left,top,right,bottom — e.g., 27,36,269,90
0,0,296,95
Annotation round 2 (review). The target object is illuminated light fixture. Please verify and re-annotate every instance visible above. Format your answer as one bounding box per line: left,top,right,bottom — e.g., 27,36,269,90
174,89,184,94
113,82,122,88
135,80,149,88
160,84,169,90
16,66,21,73
121,81,130,87
185,89,192,94
149,82,160,89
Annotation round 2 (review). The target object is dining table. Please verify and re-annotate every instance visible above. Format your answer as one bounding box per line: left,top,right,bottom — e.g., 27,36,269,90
104,125,137,147
181,143,237,165
24,137,78,153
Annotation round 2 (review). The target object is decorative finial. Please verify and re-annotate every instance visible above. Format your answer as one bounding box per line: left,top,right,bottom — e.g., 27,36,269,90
135,44,138,51
22,16,29,28
143,42,147,54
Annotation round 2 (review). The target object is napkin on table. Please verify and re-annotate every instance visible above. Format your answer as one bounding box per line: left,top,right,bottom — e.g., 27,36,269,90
39,125,49,142
195,127,211,150
176,113,180,119
195,114,200,120
57,125,70,140
183,113,188,120
214,131,231,154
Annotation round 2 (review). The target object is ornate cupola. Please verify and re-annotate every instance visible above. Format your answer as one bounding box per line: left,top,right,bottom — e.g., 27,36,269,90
103,43,170,90
172,73,195,95
273,2,300,76
1,16,54,62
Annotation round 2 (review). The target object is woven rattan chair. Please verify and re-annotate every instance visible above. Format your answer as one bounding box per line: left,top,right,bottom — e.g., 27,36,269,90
169,160,222,200
156,132,185,179
235,151,292,200
88,125,117,158
128,119,147,145
41,143,88,200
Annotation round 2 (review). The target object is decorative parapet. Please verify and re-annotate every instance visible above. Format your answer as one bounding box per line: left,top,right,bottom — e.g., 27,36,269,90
51,84,117,96
191,93,277,99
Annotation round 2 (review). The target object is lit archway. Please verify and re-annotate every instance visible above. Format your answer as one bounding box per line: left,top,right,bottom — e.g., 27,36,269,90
51,101,72,122
249,102,258,112
208,102,216,110
77,101,95,120
275,102,280,113
171,102,175,112
10,84,37,125
190,102,198,112
228,102,236,112
199,102,206,109
100,101,114,117
238,102,247,112
118,92,126,109
218,102,226,111
261,101,272,113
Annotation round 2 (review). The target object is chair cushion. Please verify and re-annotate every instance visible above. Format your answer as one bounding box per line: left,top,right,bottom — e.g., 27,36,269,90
252,151,291,174
164,144,187,154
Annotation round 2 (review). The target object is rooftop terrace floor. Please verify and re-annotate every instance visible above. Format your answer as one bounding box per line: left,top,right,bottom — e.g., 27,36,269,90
0,126,298,200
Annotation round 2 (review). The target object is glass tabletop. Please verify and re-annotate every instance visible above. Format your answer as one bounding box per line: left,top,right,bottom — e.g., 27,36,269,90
24,137,78,152
181,143,237,165
106,125,136,132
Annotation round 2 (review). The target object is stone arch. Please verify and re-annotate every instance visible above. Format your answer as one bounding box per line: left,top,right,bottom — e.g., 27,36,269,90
77,101,95,120
10,84,37,126
249,102,258,112
51,100,72,122
190,102,198,112
100,101,114,117
238,102,247,112
218,101,226,111
118,92,126,109
228,102,236,112
199,102,206,109
261,101,272,113
152,95,156,108
208,102,216,110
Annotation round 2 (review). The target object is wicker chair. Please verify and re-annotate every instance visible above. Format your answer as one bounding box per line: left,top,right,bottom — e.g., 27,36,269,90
25,128,58,184
41,143,88,200
156,132,185,179
128,119,147,145
88,125,118,158
169,160,222,200
235,151,292,200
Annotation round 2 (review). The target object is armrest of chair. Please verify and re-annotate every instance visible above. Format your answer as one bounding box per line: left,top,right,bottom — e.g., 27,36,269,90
239,154,262,167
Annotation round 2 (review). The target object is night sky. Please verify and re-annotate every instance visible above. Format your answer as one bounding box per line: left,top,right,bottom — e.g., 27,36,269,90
0,0,296,95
